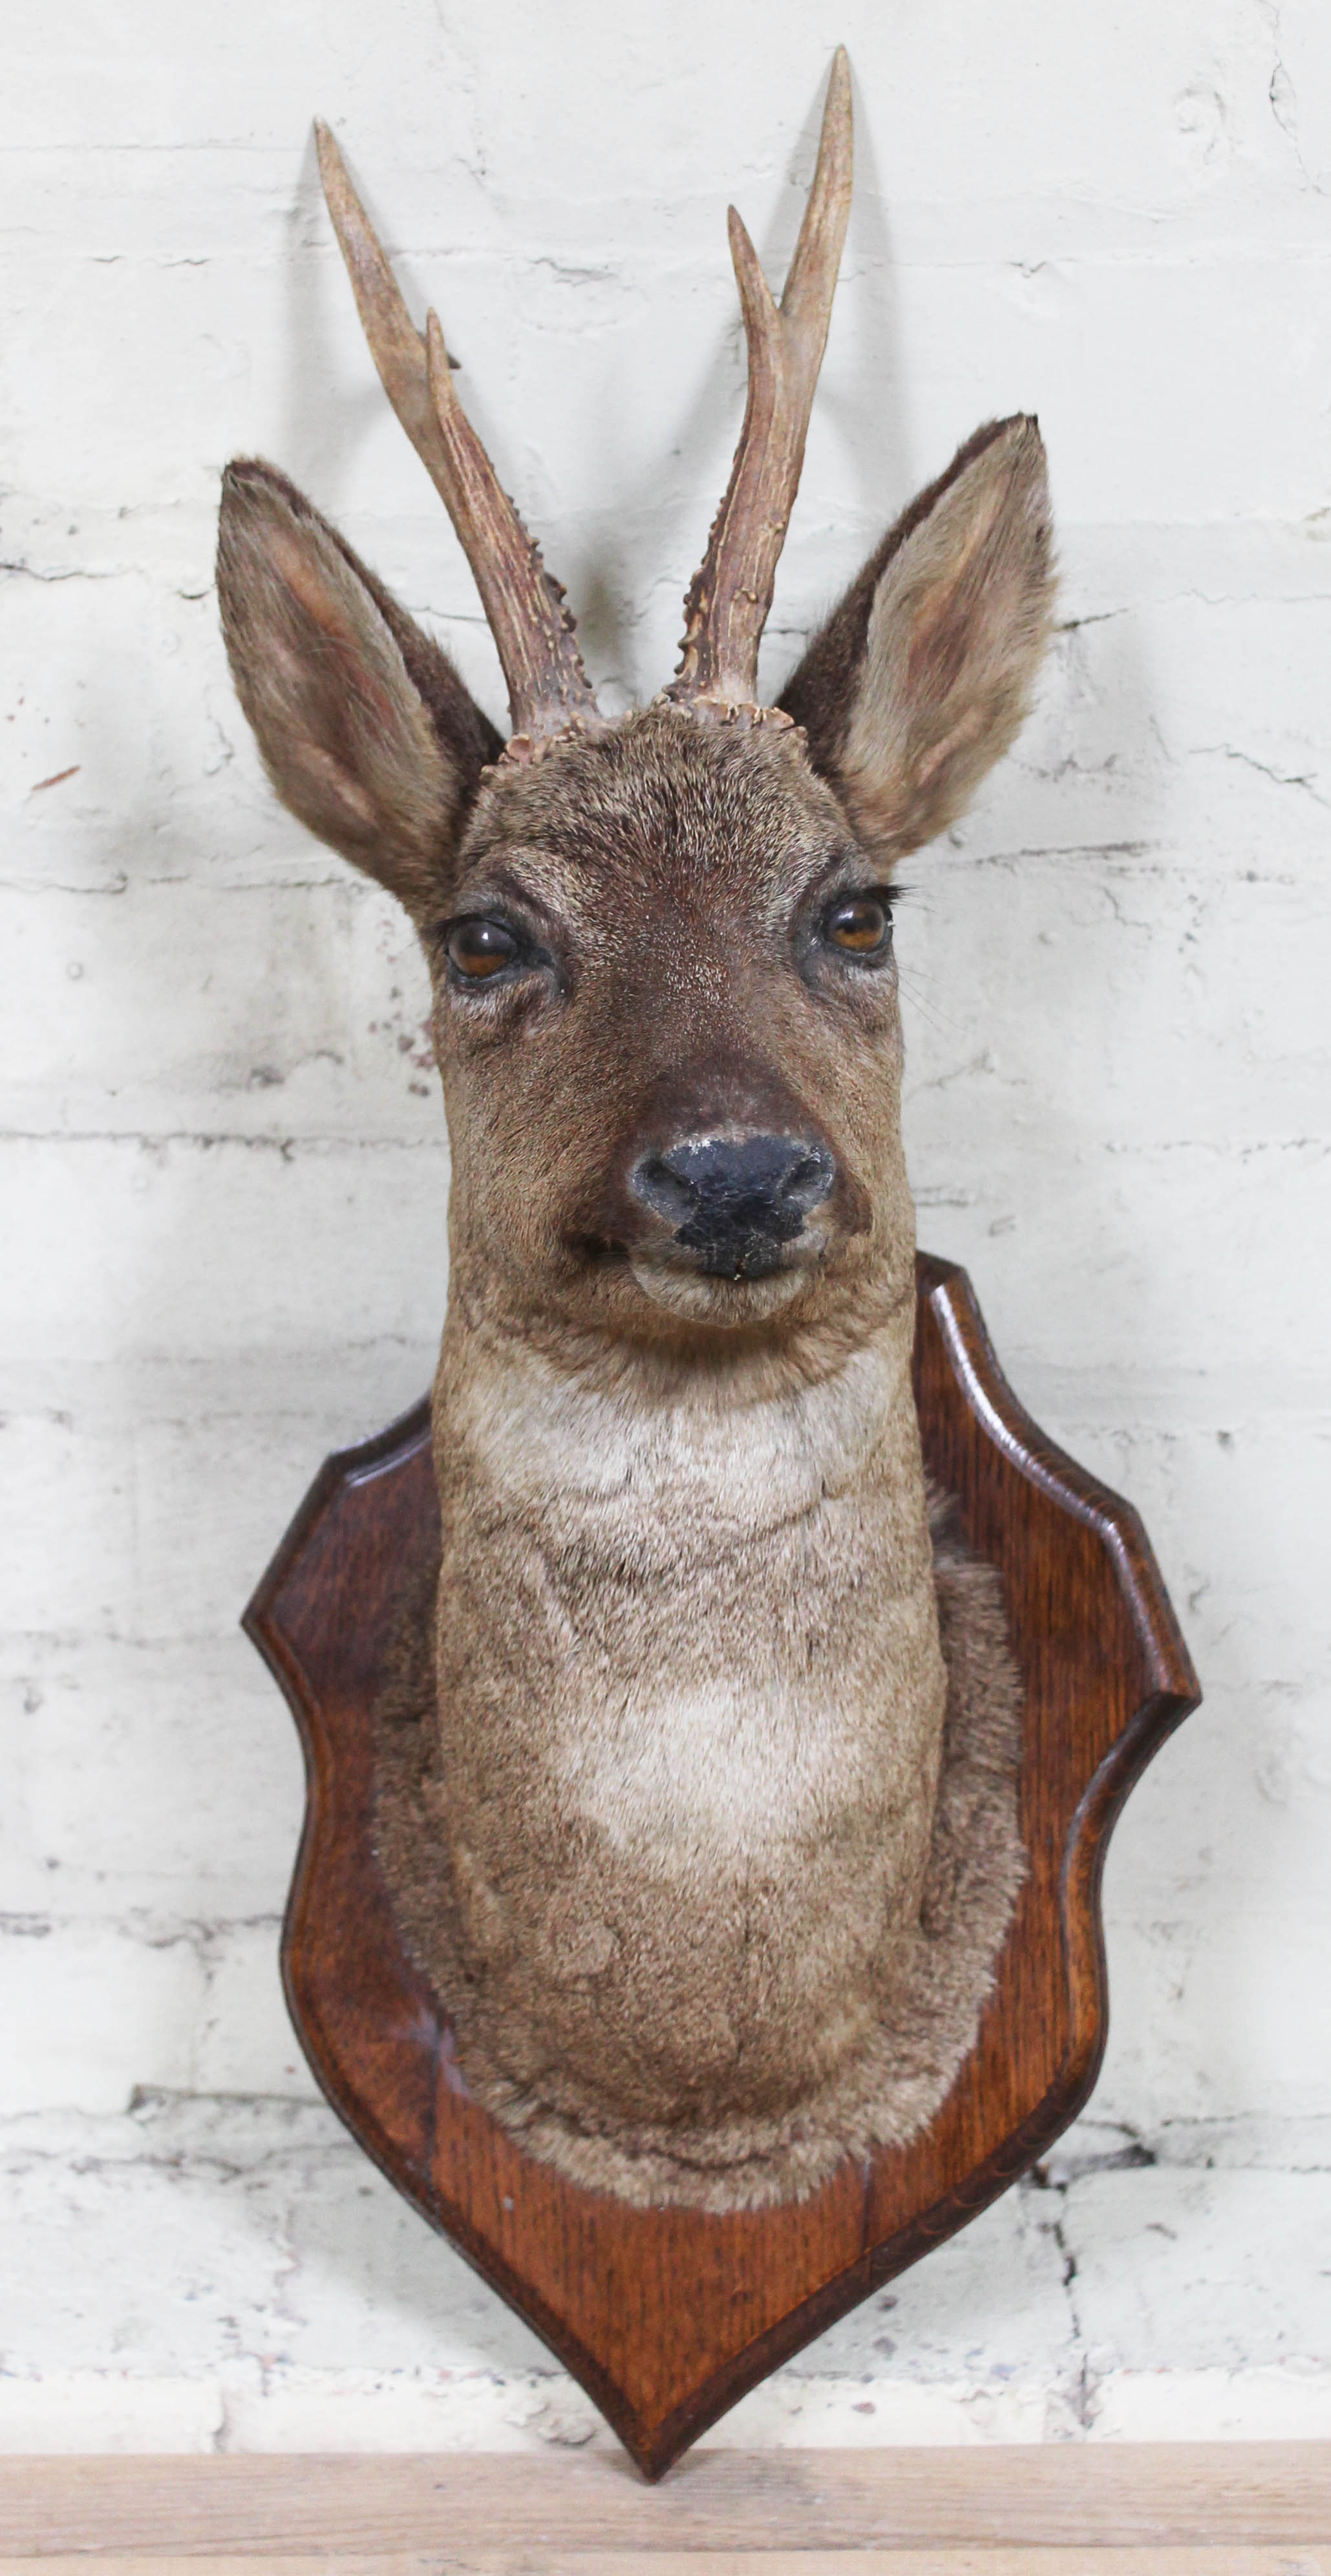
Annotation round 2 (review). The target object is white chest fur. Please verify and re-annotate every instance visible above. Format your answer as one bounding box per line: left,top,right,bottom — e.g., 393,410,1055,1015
438,1318,941,1887
553,1672,889,1871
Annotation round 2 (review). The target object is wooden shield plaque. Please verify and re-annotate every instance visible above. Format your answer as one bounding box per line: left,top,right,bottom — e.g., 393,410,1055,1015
244,1252,1200,2478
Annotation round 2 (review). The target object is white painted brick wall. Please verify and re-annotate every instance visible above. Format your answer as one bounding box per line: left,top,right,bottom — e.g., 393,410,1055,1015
2,0,1328,2451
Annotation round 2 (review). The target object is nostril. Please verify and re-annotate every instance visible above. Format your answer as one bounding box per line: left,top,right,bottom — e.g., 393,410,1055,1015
778,1145,835,1216
630,1151,701,1228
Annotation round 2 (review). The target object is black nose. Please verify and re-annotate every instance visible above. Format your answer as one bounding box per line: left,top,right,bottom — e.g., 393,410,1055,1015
630,1133,836,1278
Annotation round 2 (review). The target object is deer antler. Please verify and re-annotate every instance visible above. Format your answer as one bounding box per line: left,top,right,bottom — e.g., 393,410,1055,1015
669,49,853,717
315,120,600,748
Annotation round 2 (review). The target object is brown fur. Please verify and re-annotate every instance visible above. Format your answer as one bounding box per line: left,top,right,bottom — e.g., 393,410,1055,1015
395,705,957,2187
782,418,1054,863
217,462,501,917
217,390,1054,2213
376,1489,1024,2211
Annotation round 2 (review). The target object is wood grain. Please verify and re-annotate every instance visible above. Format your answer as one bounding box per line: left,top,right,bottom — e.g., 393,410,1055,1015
5,2553,1329,2576
1,2447,1325,2556
242,1255,1200,2478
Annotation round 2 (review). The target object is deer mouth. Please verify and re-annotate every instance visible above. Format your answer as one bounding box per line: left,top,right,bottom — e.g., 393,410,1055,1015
569,1230,823,1319
565,1233,819,1328
626,1224,834,1325
626,1242,826,1326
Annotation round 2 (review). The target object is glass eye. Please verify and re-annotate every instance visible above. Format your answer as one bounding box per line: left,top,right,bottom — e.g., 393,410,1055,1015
825,893,893,957
446,917,520,980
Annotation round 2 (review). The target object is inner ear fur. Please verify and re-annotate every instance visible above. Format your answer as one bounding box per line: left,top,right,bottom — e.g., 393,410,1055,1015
217,460,502,918
781,416,1054,863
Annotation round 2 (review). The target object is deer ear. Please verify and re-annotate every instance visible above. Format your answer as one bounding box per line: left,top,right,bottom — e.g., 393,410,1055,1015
217,460,502,918
781,416,1054,862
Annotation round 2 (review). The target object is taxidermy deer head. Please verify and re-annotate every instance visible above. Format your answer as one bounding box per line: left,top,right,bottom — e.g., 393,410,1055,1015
218,52,1053,2211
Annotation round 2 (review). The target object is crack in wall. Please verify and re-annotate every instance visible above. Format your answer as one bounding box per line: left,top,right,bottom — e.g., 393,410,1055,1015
1253,0,1325,191
1027,2166,1094,2431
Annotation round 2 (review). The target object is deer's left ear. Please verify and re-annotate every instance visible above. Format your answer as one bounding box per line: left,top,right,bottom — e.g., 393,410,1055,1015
781,415,1054,862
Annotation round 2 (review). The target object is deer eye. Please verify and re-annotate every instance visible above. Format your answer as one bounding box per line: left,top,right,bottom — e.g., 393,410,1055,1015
446,917,520,981
823,892,893,959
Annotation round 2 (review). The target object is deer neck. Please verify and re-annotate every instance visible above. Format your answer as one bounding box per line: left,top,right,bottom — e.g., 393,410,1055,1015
431,1282,928,1596
425,1271,946,2120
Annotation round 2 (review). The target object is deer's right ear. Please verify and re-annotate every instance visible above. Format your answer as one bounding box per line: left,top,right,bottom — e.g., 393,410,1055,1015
781,416,1054,864
217,460,502,918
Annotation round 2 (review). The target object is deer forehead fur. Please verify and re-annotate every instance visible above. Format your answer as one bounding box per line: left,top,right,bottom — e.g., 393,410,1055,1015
217,55,1053,2206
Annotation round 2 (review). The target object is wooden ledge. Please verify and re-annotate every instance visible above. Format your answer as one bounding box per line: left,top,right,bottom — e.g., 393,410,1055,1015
0,2445,1328,2562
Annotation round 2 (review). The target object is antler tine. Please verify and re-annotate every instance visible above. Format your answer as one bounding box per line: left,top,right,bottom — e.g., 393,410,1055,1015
669,48,853,715
314,119,599,745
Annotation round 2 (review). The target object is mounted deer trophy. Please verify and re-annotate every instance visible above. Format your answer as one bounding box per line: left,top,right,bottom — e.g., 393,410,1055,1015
218,51,1058,2212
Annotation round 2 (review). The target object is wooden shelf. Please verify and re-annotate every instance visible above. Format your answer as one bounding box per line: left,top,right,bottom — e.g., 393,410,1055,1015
0,2445,1327,2568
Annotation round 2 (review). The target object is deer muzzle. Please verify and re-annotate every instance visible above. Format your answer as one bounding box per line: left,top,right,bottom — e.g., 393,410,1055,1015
629,1132,835,1283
